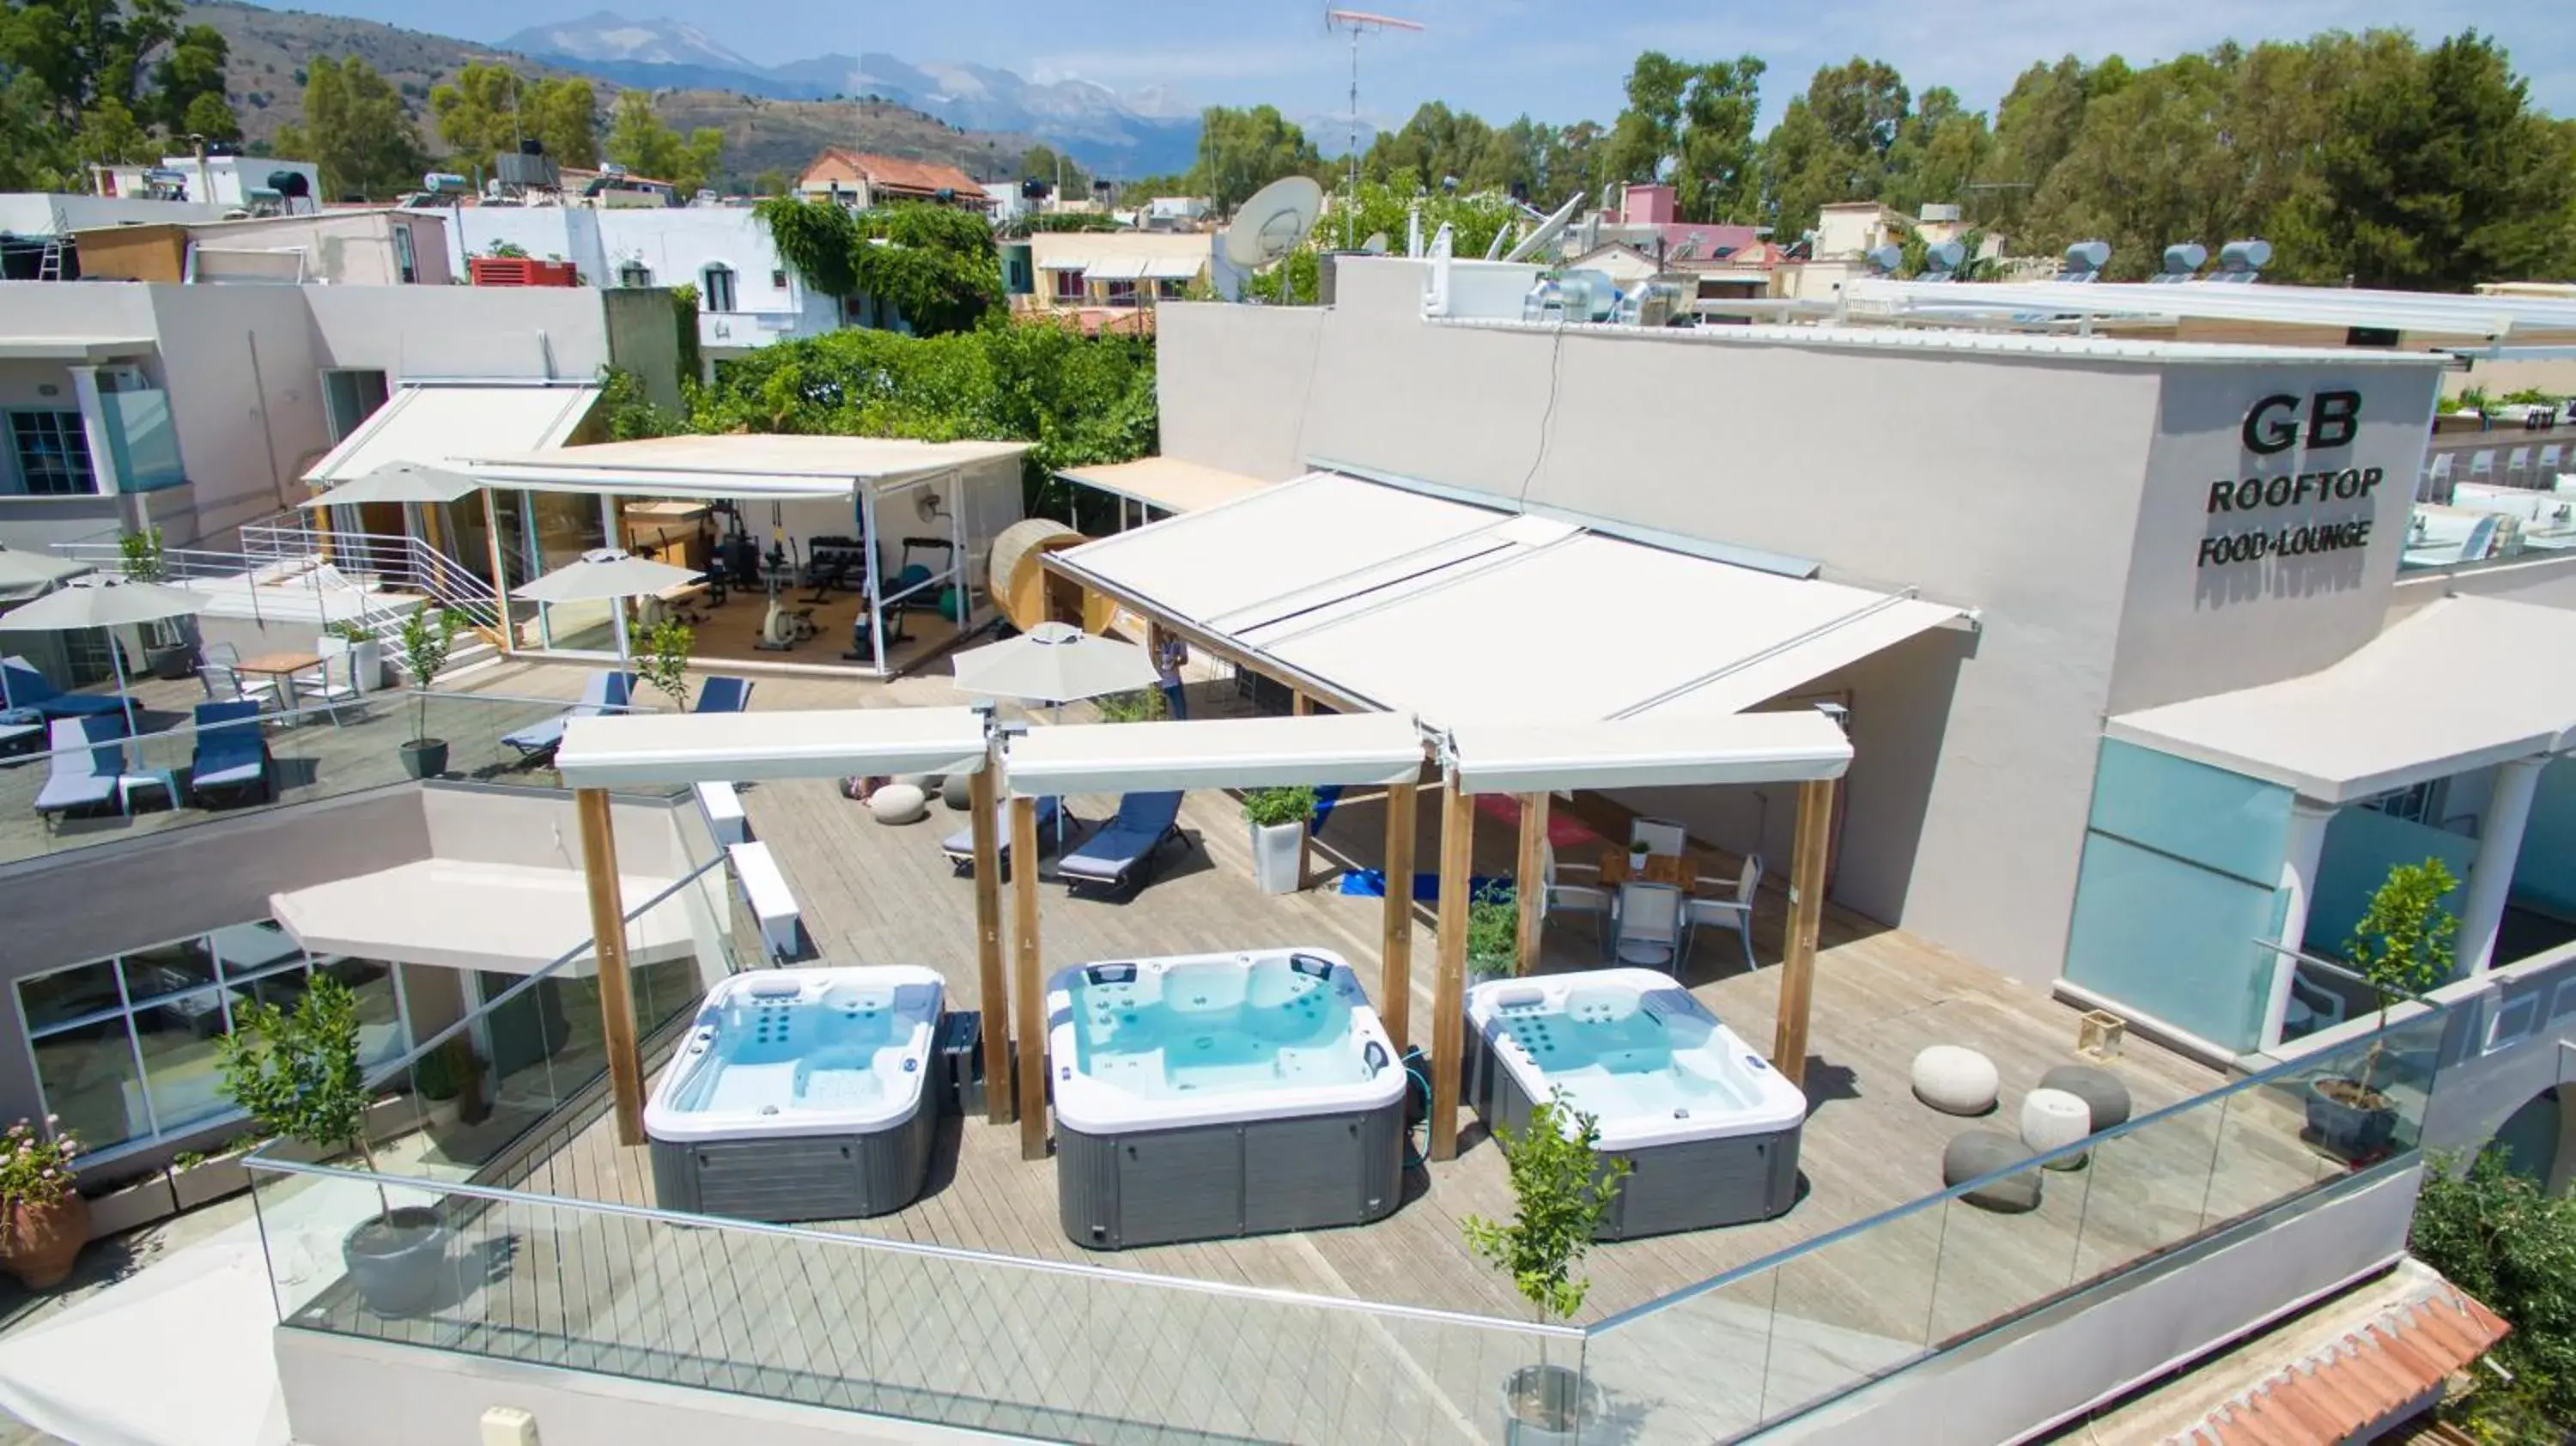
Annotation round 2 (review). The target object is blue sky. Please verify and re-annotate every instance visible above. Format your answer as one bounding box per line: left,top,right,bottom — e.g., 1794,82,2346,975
301,0,2571,131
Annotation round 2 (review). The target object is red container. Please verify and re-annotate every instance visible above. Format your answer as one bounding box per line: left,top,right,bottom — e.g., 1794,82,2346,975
468,257,582,287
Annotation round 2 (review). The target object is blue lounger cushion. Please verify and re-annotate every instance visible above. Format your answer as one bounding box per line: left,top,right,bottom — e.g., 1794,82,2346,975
941,796,1064,871
1058,792,1187,892
34,716,123,817
190,700,271,801
503,671,634,756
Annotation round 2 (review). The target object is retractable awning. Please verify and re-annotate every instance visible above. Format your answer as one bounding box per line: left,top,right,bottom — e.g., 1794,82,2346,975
1003,713,1424,797
1083,258,1148,281
304,382,598,485
465,434,1030,501
557,706,991,787
2106,596,2576,803
1141,257,1204,281
1055,457,1275,514
1036,257,1089,271
268,860,693,975
1052,471,1965,727
1446,712,1852,795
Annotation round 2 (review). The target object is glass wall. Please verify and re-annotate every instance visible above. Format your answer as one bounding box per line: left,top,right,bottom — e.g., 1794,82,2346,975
2063,738,2293,1051
15,921,411,1154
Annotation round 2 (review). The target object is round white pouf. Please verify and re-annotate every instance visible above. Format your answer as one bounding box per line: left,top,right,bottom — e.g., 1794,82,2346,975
2020,1087,2093,1168
1911,1045,2001,1116
866,783,928,824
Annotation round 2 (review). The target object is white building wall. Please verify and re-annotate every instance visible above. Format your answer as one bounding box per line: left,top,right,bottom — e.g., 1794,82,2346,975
1150,258,2446,989
0,194,234,237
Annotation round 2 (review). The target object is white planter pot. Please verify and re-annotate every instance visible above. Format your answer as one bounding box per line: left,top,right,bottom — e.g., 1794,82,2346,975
1249,821,1304,895
322,635,386,692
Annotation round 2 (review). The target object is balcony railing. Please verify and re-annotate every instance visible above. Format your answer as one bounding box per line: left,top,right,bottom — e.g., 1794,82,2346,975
243,980,2467,1444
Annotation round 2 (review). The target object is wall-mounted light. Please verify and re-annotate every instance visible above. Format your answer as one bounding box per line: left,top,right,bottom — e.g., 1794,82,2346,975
35,383,59,397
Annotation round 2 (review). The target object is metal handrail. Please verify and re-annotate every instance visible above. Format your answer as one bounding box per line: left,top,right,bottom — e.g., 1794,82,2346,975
246,1150,1583,1338
0,688,644,771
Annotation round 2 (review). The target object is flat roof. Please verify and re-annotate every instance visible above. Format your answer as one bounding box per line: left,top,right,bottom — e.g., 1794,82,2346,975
1055,456,1277,515
1431,315,2463,368
466,434,1030,501
306,382,598,485
2106,597,2576,802
0,337,156,362
1002,713,1424,798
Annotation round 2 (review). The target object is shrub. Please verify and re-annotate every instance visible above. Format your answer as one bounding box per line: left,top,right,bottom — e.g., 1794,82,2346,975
2412,1149,2576,1436
1242,785,1315,829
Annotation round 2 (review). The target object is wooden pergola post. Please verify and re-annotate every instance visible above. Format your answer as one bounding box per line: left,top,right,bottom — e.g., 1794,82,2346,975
482,489,516,655
1771,777,1837,1092
1380,781,1418,1052
969,765,1011,1124
1291,691,1315,887
1429,784,1473,1162
1515,791,1548,976
1010,796,1048,1159
574,787,645,1146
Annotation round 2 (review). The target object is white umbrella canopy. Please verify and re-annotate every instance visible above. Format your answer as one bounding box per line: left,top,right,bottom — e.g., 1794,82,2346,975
0,574,211,732
515,547,702,662
0,547,92,603
299,460,483,508
951,621,1159,708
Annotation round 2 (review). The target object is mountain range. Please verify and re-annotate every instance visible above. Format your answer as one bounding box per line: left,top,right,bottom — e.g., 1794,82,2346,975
496,11,1203,177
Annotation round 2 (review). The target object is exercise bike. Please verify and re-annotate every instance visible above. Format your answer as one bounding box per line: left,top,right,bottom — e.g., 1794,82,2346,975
751,538,818,651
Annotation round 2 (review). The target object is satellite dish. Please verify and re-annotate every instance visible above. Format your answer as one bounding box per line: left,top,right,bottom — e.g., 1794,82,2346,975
1503,191,1584,264
1360,231,1390,254
1222,176,1324,268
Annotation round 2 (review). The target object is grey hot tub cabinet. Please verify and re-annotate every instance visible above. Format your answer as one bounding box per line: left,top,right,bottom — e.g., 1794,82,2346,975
1466,1029,1800,1240
651,1103,935,1224
1058,1098,1406,1249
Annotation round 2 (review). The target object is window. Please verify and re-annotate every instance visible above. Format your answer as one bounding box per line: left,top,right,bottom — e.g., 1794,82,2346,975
320,369,390,444
1052,268,1086,301
1156,277,1187,301
1103,279,1139,307
702,264,737,313
6,411,98,495
769,269,788,289
392,223,418,283
616,259,653,289
15,923,411,1154
2360,780,2444,827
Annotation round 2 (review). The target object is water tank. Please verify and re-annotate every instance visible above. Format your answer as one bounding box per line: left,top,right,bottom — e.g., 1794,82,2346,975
267,170,311,199
495,151,560,189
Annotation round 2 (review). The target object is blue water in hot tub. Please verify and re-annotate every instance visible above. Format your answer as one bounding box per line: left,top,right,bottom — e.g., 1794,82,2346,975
666,987,908,1115
1068,955,1368,1097
1488,987,1759,1119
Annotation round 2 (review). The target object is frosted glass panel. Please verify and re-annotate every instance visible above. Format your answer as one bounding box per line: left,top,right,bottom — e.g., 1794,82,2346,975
2065,832,2278,1050
2090,739,2292,884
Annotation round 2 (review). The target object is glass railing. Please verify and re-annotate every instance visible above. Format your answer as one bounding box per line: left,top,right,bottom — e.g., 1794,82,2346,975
0,688,649,865
96,387,185,492
1579,1000,2453,1437
246,1155,1582,1446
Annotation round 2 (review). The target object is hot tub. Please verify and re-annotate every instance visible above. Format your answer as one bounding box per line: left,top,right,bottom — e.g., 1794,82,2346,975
646,965,945,1223
1466,968,1806,1237
1049,948,1406,1249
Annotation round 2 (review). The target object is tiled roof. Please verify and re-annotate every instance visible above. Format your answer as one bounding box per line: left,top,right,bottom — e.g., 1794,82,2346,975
2172,1279,2508,1445
809,149,984,199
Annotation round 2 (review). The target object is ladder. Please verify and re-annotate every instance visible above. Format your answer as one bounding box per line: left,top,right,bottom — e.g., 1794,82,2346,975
33,239,64,282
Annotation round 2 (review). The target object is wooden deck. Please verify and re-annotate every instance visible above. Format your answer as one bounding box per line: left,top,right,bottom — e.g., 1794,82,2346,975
152,655,2342,1441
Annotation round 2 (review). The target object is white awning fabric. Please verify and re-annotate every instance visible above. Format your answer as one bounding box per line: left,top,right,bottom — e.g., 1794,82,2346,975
1142,257,1204,281
1003,713,1424,798
304,383,598,485
1053,471,1964,727
1446,712,1853,795
1056,456,1276,514
465,434,1031,501
1083,257,1148,281
557,706,992,787
2106,596,2576,803
268,860,691,975
1036,257,1089,271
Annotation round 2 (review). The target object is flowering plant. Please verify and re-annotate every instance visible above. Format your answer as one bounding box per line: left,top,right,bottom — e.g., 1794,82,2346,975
0,1117,80,1210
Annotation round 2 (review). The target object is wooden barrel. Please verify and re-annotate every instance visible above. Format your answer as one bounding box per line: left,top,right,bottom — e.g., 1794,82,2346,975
989,519,1112,633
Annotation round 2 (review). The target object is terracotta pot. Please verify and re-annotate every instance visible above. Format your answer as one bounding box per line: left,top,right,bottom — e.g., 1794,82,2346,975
1,1194,91,1290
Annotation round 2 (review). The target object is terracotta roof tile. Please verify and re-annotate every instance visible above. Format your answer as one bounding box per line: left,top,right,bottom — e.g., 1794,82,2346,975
2176,1282,2509,1446
809,149,986,201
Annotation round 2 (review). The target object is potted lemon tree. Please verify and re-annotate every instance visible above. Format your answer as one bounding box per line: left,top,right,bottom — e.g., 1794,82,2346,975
216,975,450,1317
1464,1091,1630,1444
2306,858,2458,1160
394,608,461,780
1242,785,1315,896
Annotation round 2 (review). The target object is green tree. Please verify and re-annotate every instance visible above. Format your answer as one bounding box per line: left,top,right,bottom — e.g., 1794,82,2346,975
0,0,179,126
271,56,427,201
751,166,790,197
754,196,1001,336
1675,57,1765,222
0,0,240,170
1881,86,1992,217
1761,58,1911,237
605,88,722,195
1363,101,1498,191
1602,51,1694,185
74,95,152,167
432,62,598,173
2410,1150,2576,1437
0,74,75,191
1018,143,1089,199
1194,103,1324,214
212,975,392,1214
1462,1091,1631,1323
148,23,236,140
2283,30,2576,289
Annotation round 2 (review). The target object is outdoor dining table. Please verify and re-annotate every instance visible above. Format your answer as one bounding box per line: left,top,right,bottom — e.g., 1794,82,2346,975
1597,848,1701,889
233,650,322,723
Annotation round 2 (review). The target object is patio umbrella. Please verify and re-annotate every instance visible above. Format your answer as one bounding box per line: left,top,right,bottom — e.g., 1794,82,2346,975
296,460,483,508
951,621,1158,709
513,547,700,663
0,547,91,602
0,574,210,732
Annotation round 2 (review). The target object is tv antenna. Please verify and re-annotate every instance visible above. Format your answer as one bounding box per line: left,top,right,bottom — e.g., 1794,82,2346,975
1325,9,1425,248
